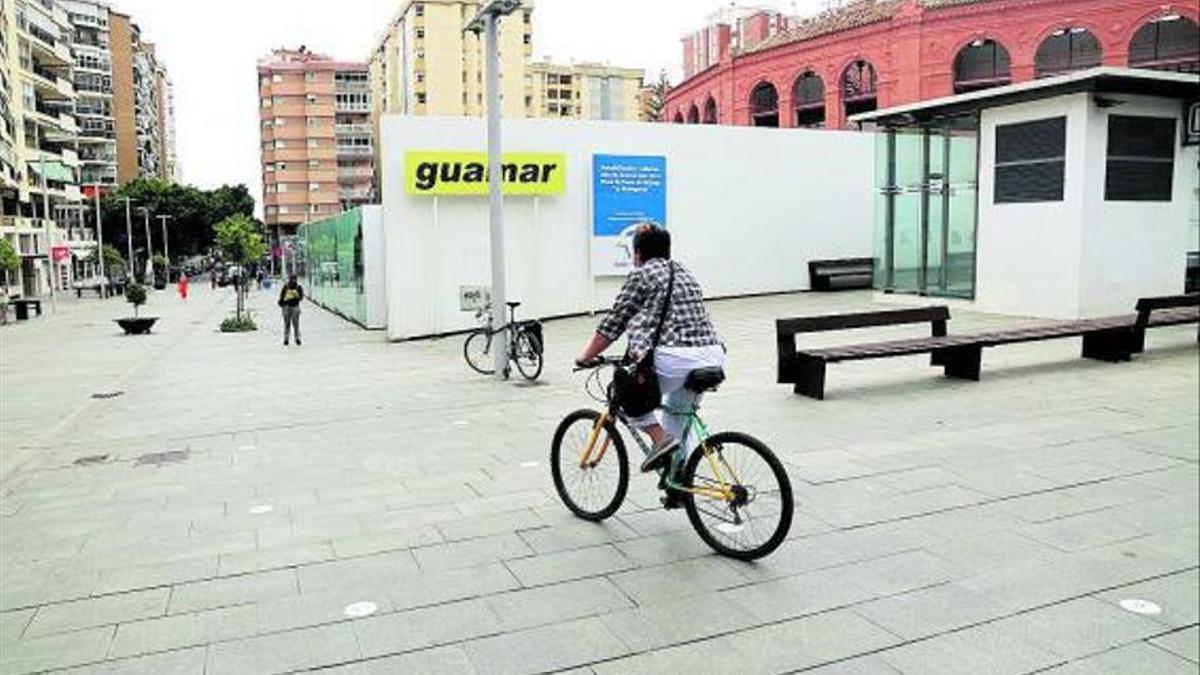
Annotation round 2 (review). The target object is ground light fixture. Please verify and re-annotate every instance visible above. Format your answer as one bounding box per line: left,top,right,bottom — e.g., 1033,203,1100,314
465,0,524,378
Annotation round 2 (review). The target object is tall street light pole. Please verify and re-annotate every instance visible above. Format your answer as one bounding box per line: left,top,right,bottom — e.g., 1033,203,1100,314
140,207,152,282
467,0,521,379
34,124,54,303
123,197,134,279
156,215,173,275
92,186,105,291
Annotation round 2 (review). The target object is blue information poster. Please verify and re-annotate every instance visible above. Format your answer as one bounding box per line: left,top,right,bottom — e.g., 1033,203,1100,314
592,154,667,276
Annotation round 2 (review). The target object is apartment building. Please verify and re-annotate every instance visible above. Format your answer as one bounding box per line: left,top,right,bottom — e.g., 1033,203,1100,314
1,0,85,298
257,47,374,235
528,61,643,121
62,0,175,187
681,4,791,80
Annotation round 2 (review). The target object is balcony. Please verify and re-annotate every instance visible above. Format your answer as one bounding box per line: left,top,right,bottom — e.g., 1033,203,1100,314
334,100,370,113
29,65,74,101
335,80,370,93
21,22,73,66
335,123,372,136
336,145,373,157
339,186,372,201
337,166,375,179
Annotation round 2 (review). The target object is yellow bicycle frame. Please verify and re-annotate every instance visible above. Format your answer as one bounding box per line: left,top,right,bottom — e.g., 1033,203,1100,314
578,411,743,502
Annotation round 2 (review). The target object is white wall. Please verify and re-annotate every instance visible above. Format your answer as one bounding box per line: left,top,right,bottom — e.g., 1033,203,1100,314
1078,94,1195,317
381,116,875,340
976,92,1195,320
976,93,1089,319
361,205,387,329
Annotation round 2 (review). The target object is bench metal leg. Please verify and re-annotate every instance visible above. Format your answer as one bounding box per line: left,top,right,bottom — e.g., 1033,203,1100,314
792,358,827,400
1082,329,1132,362
937,345,982,381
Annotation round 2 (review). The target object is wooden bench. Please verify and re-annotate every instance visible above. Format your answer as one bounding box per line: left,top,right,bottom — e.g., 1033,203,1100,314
1130,293,1200,354
72,278,110,298
807,258,874,292
776,294,1199,400
776,306,952,399
9,298,43,321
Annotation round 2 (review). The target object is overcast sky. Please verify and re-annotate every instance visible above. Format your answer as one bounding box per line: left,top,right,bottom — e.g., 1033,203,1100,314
110,0,820,215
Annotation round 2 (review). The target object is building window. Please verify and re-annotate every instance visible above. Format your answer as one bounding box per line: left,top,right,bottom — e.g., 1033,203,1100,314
417,92,427,104
305,72,315,82
310,182,320,191
272,74,283,83
703,97,718,124
792,71,824,127
1035,27,1102,78
416,28,425,39
842,60,877,119
309,159,320,169
954,39,1012,93
414,3,424,16
308,139,320,148
1104,115,1176,201
749,81,779,127
686,104,700,124
994,116,1066,203
1128,15,1200,73
416,49,425,59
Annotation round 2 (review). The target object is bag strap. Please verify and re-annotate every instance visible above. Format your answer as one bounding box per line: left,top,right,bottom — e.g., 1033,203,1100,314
649,262,675,351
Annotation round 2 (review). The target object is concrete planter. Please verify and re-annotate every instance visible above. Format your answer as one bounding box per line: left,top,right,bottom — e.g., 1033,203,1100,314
115,317,158,335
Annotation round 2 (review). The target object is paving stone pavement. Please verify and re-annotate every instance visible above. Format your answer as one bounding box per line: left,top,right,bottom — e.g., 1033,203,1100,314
0,282,1196,674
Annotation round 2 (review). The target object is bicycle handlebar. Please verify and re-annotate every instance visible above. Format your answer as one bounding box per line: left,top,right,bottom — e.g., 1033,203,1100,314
572,355,625,372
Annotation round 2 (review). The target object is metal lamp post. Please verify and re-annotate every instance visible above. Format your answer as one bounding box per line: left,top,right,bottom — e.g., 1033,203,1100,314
156,214,173,277
123,197,135,279
137,207,152,282
91,185,105,292
467,0,522,378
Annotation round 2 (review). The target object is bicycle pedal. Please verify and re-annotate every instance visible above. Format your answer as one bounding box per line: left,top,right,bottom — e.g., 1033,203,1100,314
660,492,684,510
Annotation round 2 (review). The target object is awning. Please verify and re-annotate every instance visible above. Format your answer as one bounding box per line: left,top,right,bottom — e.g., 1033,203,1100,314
27,161,75,183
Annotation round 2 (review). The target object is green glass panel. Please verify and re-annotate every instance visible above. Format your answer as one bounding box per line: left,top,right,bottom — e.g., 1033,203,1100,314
892,193,921,293
300,208,367,326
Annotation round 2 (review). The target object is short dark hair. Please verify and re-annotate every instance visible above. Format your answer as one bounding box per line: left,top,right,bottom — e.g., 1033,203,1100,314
633,224,671,262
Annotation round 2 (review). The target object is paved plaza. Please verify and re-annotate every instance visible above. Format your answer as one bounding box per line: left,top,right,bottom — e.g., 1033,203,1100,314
0,284,1196,674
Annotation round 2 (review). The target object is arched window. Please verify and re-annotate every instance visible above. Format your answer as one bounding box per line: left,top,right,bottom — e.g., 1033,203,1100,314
954,39,1012,93
842,60,877,119
1035,27,1102,78
750,82,779,128
673,111,684,124
703,97,718,124
687,104,700,124
1129,14,1200,73
792,71,825,128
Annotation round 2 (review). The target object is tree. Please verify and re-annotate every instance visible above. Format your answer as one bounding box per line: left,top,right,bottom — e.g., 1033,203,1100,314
87,244,126,279
124,283,147,317
100,179,258,263
0,238,19,295
643,70,671,122
214,214,266,320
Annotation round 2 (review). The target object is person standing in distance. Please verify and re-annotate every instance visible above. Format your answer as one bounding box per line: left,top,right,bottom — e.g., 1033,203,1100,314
278,274,304,346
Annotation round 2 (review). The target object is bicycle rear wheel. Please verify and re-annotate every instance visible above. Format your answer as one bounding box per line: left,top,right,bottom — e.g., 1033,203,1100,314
513,330,543,381
681,431,793,560
551,409,628,521
463,329,494,374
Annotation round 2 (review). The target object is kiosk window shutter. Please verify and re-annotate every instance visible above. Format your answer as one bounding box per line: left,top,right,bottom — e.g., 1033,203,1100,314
994,116,1066,203
1105,115,1175,202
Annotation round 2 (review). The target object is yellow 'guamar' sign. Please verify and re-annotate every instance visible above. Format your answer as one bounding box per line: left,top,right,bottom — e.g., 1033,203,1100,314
405,151,566,196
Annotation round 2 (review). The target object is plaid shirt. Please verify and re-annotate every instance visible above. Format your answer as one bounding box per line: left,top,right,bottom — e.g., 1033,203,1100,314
597,258,721,362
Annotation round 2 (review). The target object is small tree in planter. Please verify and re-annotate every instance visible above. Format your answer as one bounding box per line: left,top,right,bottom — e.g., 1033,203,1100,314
0,238,18,324
115,282,157,334
151,254,169,289
214,214,266,329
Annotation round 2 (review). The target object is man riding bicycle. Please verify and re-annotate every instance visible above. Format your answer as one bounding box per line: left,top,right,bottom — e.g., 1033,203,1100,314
575,224,726,499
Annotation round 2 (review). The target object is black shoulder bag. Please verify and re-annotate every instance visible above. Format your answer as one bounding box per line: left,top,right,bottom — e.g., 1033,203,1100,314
614,263,675,417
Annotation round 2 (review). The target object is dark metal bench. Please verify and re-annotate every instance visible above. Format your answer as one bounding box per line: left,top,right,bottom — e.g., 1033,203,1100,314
1186,251,1198,294
807,257,874,292
776,294,1199,400
9,298,43,321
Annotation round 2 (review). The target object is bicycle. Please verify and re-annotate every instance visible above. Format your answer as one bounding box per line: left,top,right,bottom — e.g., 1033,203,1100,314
551,356,793,560
463,301,544,381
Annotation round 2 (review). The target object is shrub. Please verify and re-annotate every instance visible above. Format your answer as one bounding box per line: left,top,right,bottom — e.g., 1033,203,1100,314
220,314,257,333
124,283,147,317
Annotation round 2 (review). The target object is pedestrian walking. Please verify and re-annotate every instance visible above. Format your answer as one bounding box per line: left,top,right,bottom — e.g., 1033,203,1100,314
278,274,304,346
178,273,189,301
256,268,264,290
210,266,217,289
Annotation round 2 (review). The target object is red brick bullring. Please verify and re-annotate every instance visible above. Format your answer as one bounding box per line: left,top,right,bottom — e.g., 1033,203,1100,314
665,0,1200,130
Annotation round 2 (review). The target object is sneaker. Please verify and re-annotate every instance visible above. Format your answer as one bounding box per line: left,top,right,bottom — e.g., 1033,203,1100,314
660,489,685,510
296,339,302,346
640,437,680,473
283,340,289,346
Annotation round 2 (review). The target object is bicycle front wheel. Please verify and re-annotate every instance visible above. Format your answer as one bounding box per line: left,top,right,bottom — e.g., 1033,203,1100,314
551,409,629,521
513,330,543,381
681,431,793,560
463,330,495,374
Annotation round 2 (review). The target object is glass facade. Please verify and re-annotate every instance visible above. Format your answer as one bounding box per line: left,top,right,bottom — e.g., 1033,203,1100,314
298,208,367,326
874,127,979,298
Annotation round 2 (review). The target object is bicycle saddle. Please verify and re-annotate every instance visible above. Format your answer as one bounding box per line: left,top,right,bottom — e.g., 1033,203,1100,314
685,367,725,392
506,301,522,308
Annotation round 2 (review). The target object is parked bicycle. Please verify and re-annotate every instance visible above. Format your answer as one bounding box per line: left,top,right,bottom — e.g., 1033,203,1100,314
463,301,544,381
551,356,793,560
